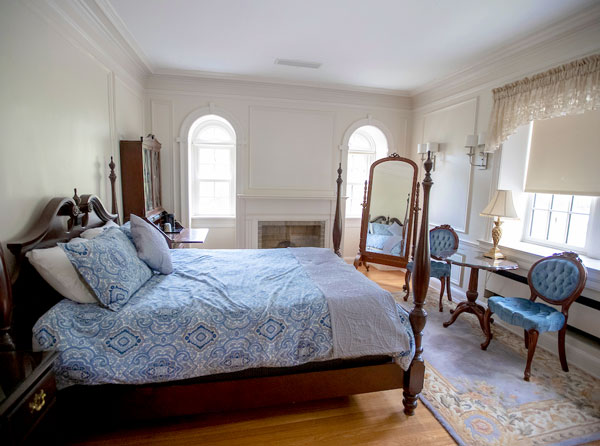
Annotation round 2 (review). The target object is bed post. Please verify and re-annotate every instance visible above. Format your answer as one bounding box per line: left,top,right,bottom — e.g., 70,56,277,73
0,244,15,350
109,156,119,223
403,152,432,416
333,163,343,257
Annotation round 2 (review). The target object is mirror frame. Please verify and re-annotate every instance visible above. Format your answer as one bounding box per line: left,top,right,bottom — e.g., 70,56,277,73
354,153,419,269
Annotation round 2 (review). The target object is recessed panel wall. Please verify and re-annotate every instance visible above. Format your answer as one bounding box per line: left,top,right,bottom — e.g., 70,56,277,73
248,106,335,194
422,98,477,233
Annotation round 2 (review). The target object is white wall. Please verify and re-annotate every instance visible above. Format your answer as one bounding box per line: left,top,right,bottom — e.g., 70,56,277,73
145,75,411,251
0,1,144,271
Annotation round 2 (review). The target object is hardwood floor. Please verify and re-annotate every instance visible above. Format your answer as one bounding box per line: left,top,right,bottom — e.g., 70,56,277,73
67,267,456,446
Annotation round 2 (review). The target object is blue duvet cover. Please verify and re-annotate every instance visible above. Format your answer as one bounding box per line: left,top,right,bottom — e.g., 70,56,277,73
33,248,414,388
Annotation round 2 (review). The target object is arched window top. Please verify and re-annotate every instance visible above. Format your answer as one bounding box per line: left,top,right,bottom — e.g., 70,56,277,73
190,114,235,145
349,125,388,158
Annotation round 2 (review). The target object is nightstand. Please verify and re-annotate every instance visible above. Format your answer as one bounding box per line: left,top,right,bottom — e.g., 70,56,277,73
0,351,59,445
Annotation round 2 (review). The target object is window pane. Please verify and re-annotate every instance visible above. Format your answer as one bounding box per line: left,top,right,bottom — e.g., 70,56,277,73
529,210,548,239
533,193,551,209
214,182,230,198
572,195,592,214
198,148,215,163
551,194,571,212
198,181,215,197
547,212,568,244
349,133,372,152
348,184,364,217
348,153,371,183
567,214,589,247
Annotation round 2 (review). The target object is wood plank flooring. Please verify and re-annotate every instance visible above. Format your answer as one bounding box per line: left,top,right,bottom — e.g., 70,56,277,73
68,267,454,445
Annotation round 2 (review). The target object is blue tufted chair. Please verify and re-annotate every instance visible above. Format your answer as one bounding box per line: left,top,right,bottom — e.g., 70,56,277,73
403,225,459,312
481,252,587,381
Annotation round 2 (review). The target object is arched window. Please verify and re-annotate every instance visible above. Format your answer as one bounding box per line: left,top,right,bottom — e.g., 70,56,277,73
189,115,236,217
346,125,388,217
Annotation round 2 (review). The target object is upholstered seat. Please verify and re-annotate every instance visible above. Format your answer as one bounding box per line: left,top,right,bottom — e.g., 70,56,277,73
404,225,458,312
406,260,451,278
487,297,565,332
481,252,587,381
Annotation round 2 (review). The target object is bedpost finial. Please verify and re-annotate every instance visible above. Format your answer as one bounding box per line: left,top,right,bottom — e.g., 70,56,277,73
337,163,343,185
73,188,80,206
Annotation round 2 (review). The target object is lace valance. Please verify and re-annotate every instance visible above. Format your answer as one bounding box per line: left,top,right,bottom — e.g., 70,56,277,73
486,54,600,152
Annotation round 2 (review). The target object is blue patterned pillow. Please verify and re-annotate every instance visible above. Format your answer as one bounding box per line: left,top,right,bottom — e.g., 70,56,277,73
61,228,152,311
371,223,393,236
120,221,133,242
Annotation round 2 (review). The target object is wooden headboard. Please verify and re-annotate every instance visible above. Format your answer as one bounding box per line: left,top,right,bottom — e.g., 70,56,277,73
0,190,117,350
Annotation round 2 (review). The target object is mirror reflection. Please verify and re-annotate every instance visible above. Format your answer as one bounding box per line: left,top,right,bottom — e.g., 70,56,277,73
365,161,414,258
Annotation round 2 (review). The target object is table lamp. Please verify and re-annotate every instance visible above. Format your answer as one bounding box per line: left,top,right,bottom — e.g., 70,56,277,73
480,190,519,259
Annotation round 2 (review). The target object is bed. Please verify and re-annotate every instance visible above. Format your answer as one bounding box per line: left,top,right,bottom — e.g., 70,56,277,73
0,157,434,422
366,217,406,256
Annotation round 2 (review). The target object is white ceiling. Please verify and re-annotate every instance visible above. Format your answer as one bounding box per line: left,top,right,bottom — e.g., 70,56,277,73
106,0,596,92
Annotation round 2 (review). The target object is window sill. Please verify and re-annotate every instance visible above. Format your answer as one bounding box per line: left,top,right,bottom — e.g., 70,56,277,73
191,216,236,228
477,238,600,275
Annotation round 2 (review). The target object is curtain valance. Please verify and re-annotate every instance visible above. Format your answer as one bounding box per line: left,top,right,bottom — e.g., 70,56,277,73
486,54,600,152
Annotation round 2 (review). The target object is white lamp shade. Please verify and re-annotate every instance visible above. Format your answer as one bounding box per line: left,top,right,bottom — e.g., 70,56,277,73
477,132,487,146
465,134,478,147
481,190,519,219
417,143,428,154
426,142,439,153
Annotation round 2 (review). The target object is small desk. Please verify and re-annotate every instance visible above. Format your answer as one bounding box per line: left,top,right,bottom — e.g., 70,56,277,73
442,252,518,335
166,228,209,248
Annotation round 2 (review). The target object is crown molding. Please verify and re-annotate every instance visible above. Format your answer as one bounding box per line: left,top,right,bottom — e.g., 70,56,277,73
93,0,154,74
152,67,412,98
29,0,600,110
411,3,600,108
146,73,413,111
22,0,150,92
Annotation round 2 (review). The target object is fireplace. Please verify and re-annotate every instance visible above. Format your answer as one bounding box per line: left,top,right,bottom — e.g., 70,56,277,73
258,221,326,249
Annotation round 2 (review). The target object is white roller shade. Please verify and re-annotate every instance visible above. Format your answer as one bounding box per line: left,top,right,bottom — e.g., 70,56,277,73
525,109,600,196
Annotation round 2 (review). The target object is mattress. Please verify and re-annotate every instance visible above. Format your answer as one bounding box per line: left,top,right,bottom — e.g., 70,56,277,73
33,248,414,388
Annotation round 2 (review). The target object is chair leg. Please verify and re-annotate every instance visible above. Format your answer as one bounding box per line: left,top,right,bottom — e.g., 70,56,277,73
480,308,494,350
438,278,445,312
524,329,539,381
524,329,529,349
403,270,411,301
446,276,452,302
558,325,569,372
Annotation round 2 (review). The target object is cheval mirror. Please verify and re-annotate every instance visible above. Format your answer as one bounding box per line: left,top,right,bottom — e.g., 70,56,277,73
354,153,419,270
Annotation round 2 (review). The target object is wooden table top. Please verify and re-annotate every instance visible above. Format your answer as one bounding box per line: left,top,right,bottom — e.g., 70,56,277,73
167,228,209,244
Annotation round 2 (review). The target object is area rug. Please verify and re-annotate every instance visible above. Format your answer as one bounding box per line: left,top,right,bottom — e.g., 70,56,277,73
393,290,600,446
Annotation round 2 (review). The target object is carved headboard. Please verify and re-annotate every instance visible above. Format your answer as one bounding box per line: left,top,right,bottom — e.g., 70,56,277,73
1,191,117,350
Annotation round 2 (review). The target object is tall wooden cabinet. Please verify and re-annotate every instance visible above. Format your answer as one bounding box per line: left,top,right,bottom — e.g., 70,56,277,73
120,135,163,222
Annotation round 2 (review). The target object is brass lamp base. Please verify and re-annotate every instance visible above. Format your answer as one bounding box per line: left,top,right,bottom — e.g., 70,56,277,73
483,217,505,260
483,246,505,260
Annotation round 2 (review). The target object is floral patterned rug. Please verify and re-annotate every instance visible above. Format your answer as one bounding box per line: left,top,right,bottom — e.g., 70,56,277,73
393,290,600,446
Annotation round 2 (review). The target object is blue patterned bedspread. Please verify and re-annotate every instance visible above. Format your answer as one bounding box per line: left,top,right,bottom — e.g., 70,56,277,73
33,248,414,388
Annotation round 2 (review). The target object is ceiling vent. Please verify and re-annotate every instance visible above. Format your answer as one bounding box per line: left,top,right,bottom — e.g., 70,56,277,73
274,58,321,69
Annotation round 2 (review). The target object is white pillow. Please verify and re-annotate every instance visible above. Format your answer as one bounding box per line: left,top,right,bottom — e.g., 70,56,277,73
80,220,119,239
26,238,98,304
130,214,173,274
388,221,404,236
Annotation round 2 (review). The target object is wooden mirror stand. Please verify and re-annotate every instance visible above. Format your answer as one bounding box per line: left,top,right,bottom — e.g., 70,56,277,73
353,153,419,270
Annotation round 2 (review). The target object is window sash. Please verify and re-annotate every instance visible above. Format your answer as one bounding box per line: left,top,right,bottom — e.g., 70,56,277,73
523,193,593,252
191,142,235,217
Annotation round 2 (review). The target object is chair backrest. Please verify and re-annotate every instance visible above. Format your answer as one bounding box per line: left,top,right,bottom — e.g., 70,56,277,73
429,225,459,260
528,252,587,310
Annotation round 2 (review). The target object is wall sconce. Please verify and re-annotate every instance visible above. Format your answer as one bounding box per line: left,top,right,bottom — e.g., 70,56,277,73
417,142,439,171
465,133,489,169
